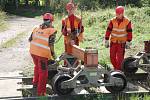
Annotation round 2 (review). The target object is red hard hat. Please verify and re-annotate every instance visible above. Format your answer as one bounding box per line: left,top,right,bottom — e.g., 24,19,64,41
116,6,124,14
66,2,75,11
43,13,54,21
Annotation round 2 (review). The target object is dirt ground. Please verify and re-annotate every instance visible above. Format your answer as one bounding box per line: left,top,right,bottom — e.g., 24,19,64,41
0,15,41,72
0,15,41,98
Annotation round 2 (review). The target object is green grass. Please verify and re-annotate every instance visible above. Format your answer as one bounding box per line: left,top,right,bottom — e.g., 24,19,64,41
51,6,149,66
24,6,150,76
0,10,7,31
23,7,150,98
23,63,34,77
130,94,150,100
143,95,150,100
0,31,27,48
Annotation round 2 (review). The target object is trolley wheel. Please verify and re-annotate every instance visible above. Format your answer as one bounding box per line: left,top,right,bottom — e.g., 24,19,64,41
105,71,127,93
52,74,74,95
140,56,150,64
122,57,138,73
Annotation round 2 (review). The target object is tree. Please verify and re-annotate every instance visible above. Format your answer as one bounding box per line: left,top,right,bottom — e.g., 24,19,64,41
0,0,6,9
35,0,40,7
25,0,29,6
14,0,19,8
45,0,50,7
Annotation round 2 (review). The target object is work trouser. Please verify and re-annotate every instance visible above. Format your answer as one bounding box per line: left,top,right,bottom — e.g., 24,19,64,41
31,54,48,96
110,42,125,70
64,38,79,66
64,38,79,53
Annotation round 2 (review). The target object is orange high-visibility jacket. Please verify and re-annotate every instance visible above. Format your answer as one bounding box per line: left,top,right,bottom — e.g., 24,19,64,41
64,16,84,44
110,17,130,43
30,26,56,59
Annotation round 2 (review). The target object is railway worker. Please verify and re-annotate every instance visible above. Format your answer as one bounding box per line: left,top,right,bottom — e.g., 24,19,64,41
104,6,133,70
29,13,57,96
61,0,84,66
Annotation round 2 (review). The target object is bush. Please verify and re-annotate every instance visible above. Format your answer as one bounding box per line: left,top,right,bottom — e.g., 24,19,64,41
145,8,150,16
0,10,7,31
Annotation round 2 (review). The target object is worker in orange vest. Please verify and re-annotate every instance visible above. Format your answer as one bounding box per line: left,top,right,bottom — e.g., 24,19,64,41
105,6,133,70
29,13,57,96
61,0,84,66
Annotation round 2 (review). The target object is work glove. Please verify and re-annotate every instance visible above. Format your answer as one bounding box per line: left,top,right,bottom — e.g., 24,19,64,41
67,28,71,34
73,29,80,36
105,40,109,48
70,40,75,45
48,59,55,65
125,41,132,49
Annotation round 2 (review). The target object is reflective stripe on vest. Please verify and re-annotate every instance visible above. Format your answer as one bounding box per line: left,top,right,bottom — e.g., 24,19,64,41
33,33,49,42
31,41,50,50
111,33,127,37
112,28,126,32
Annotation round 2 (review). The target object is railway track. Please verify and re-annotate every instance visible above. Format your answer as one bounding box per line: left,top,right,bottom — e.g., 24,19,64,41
17,67,150,98
0,67,149,100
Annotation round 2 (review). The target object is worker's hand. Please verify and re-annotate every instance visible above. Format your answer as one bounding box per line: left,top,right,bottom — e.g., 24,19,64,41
105,40,109,48
73,29,80,36
125,41,131,49
70,40,75,45
67,28,71,34
48,59,55,65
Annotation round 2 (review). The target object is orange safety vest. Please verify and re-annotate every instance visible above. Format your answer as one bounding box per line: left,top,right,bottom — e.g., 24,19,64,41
110,17,130,43
64,16,84,44
30,26,56,59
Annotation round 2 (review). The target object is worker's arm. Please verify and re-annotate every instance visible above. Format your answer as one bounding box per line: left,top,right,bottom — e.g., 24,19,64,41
61,19,67,36
105,21,113,40
78,21,84,33
29,26,38,42
126,21,132,42
28,33,33,42
49,31,57,59
50,44,55,59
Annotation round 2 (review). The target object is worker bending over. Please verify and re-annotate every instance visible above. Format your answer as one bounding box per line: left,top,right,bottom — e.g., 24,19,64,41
29,13,57,96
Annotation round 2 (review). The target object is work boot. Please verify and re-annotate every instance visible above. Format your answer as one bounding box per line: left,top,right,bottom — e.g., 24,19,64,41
33,84,37,88
32,84,37,96
38,92,47,96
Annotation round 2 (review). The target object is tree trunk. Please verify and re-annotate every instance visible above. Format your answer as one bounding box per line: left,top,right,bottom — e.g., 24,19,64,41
25,0,29,6
0,0,5,9
35,0,40,7
45,0,50,7
14,0,19,9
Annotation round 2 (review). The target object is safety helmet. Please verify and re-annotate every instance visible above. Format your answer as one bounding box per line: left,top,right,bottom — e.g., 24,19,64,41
116,6,124,14
66,2,75,11
43,13,54,21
